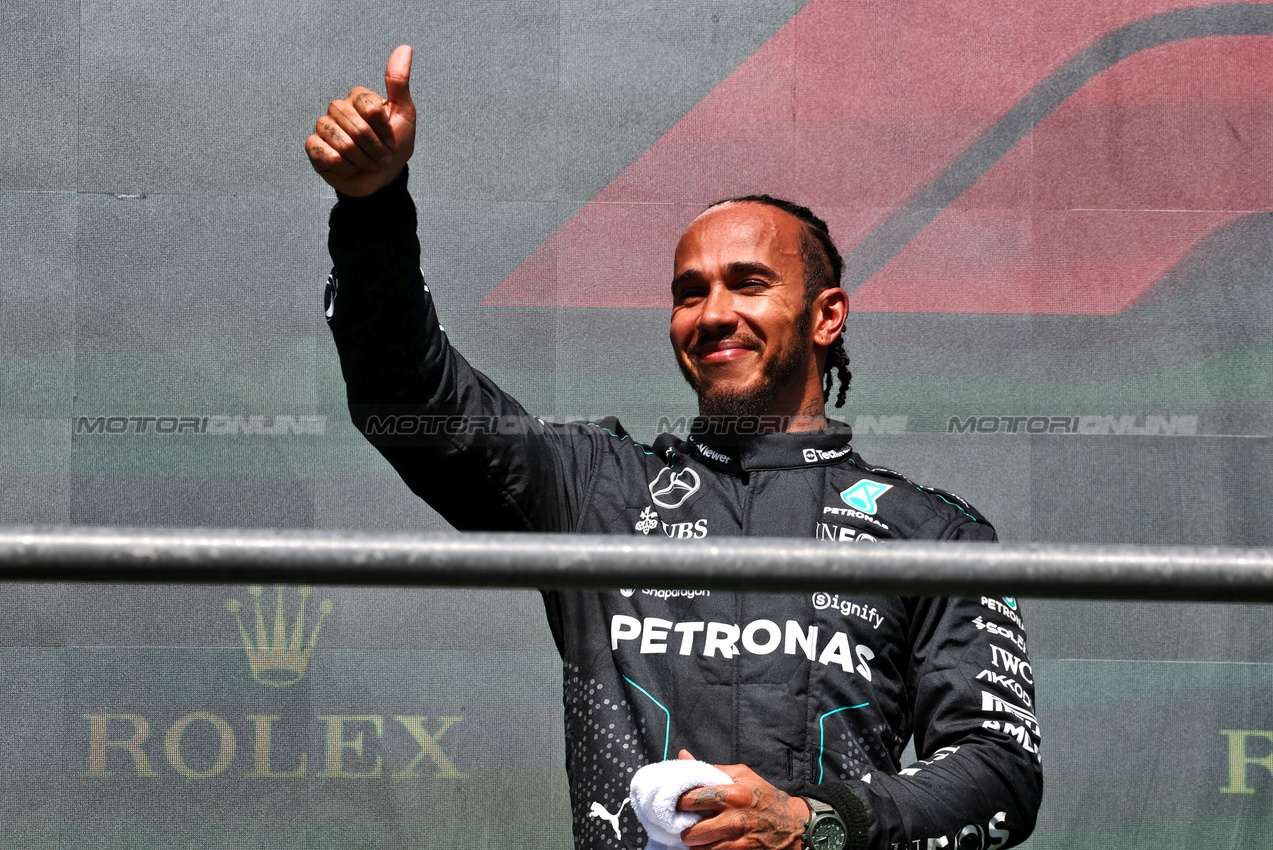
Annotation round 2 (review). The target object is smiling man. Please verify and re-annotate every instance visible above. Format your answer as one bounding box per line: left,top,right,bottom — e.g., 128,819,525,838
310,46,1041,850
671,198,850,428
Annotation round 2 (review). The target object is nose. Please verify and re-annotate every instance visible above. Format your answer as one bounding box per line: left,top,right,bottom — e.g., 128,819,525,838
696,283,736,335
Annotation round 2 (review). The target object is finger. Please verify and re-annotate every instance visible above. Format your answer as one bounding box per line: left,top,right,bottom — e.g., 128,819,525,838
681,810,750,846
305,134,358,177
330,96,392,164
718,763,756,782
678,749,696,761
349,87,395,151
678,784,745,813
316,114,379,172
384,44,413,111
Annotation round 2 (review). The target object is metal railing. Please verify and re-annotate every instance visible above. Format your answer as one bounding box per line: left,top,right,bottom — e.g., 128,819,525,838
0,525,1271,601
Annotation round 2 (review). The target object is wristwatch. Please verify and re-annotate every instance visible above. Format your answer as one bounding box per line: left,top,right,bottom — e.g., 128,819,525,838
801,796,848,850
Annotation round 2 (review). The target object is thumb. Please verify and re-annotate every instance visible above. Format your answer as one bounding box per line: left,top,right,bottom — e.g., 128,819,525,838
385,44,413,109
677,749,695,761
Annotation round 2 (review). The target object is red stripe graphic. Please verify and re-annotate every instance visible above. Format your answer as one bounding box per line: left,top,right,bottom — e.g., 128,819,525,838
483,1,1272,314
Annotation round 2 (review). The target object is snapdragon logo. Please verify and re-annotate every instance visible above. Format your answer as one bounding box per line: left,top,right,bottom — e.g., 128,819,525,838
617,589,710,600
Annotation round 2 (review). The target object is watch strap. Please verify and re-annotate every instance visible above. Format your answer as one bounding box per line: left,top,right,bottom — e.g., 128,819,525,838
801,796,846,850
798,783,871,850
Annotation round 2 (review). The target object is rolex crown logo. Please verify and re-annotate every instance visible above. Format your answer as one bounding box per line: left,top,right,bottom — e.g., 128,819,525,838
226,585,333,687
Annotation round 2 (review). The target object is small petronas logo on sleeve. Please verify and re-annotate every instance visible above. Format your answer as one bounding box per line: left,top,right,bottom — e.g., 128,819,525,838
840,480,893,515
226,585,333,687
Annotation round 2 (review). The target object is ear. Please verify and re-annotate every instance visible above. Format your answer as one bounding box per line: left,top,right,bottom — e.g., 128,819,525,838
810,286,848,349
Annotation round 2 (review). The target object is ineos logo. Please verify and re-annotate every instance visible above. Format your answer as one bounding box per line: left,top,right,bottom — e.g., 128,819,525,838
648,467,701,509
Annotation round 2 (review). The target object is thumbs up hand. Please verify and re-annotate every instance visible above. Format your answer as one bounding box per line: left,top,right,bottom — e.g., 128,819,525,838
307,45,416,197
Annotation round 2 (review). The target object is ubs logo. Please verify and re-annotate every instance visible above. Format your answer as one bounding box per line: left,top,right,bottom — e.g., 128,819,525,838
649,466,701,509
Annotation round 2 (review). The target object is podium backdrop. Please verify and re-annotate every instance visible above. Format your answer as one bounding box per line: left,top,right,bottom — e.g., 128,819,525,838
2,1,1272,846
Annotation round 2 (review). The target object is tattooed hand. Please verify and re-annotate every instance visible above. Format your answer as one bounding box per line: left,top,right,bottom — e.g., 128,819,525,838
676,750,810,850
306,45,417,198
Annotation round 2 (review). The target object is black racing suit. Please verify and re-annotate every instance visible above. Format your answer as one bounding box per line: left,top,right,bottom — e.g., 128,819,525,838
324,169,1042,850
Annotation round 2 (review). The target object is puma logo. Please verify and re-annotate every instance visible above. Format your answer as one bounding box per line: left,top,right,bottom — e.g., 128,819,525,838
588,797,630,840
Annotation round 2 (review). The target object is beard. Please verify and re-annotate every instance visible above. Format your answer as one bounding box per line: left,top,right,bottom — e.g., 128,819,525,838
678,307,814,420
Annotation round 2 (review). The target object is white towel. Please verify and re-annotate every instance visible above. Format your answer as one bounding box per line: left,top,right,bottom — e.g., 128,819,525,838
629,759,734,850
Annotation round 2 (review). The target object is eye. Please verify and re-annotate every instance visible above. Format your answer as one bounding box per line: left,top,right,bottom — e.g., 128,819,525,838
673,286,706,304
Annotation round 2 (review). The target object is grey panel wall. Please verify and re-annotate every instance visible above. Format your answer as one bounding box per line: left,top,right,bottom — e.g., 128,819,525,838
1,1,1272,848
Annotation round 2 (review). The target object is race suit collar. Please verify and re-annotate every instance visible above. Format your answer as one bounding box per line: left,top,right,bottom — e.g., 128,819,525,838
681,418,855,473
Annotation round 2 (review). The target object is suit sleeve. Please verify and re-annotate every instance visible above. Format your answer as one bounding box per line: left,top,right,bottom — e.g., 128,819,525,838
324,167,593,532
805,522,1043,850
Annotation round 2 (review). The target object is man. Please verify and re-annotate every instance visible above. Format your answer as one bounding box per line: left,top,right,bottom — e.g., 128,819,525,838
308,46,1041,850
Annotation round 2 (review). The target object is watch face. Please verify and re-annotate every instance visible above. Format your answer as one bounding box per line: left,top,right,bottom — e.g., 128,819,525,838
811,819,847,850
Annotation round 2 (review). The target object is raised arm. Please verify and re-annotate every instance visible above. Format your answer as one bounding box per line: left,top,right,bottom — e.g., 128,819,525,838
311,48,593,533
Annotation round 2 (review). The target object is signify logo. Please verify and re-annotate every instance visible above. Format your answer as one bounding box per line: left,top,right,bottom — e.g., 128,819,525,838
81,585,465,782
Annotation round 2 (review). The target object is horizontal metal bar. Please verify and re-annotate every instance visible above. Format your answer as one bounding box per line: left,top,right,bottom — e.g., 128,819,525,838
0,525,1272,602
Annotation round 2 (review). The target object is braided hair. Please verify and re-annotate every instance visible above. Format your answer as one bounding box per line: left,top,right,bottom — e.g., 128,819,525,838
704,195,852,407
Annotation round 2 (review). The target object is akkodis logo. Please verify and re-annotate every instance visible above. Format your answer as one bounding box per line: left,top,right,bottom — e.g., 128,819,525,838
840,480,892,515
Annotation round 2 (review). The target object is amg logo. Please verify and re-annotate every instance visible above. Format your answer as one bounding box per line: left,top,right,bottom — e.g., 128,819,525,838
981,718,1040,756
948,415,1197,436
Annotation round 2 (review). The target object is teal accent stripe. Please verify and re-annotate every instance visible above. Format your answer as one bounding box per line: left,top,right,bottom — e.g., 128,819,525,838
588,423,654,455
922,488,978,522
817,703,870,784
624,676,672,761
